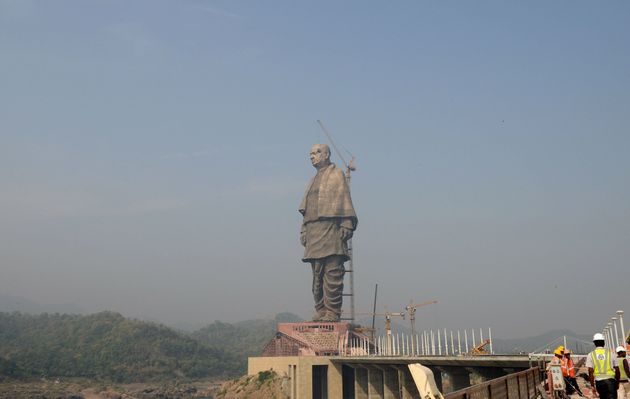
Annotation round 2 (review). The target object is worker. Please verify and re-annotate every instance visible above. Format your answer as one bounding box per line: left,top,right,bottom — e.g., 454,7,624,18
587,333,620,399
617,347,629,399
547,346,565,394
563,349,583,396
550,346,565,366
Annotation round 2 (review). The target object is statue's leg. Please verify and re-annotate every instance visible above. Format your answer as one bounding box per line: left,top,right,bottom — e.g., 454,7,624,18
321,255,345,322
311,261,325,320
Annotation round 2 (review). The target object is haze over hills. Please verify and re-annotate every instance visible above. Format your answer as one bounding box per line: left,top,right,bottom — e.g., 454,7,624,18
0,294,86,316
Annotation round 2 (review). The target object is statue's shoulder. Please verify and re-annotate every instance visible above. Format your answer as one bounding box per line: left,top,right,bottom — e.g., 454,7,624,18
327,163,345,178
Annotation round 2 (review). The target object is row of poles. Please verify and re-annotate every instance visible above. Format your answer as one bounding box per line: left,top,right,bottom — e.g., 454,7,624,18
601,310,626,351
339,328,494,357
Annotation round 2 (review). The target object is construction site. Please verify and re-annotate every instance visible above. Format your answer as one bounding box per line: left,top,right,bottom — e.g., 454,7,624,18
248,309,630,399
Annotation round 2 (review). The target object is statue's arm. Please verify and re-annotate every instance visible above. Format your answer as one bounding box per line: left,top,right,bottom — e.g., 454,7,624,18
339,218,356,241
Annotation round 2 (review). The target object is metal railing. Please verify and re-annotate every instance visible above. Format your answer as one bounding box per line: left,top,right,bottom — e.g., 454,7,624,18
445,367,542,399
338,330,494,357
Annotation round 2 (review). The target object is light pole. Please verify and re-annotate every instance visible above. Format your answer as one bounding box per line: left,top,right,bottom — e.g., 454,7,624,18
618,310,626,346
613,317,620,347
607,323,614,350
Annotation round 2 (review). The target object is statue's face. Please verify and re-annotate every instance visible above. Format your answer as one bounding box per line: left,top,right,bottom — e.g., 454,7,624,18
309,145,330,168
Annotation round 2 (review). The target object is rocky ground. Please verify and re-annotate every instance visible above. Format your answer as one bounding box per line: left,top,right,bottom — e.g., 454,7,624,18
0,379,224,399
214,371,287,399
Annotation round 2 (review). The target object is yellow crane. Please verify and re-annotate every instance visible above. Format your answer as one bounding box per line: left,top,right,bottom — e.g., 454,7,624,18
471,339,491,355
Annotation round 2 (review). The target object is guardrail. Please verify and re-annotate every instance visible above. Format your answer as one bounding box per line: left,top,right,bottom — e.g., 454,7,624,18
445,367,542,399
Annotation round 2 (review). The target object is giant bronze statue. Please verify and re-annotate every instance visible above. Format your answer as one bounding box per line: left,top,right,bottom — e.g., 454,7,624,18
299,144,357,322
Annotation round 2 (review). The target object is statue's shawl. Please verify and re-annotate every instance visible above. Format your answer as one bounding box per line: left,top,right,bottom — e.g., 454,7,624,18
299,163,358,223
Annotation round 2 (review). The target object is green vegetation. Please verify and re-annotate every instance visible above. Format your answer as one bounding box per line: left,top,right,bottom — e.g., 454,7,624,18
191,312,302,373
256,370,276,385
0,311,240,382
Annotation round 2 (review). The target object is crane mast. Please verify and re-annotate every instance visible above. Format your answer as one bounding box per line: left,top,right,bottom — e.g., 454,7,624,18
405,300,438,336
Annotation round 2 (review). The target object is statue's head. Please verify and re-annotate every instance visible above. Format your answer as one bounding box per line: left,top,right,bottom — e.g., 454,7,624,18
309,144,331,169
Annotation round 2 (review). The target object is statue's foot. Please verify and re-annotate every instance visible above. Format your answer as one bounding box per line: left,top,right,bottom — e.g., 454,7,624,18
312,310,325,321
319,312,340,322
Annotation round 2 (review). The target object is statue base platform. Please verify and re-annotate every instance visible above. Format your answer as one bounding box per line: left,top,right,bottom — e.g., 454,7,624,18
261,321,369,357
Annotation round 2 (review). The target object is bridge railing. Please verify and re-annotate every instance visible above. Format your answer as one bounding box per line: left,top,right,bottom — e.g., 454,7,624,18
339,331,494,356
445,367,541,399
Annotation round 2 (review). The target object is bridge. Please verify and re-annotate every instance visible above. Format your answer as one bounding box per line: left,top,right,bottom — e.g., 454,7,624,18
251,322,540,398
333,354,532,392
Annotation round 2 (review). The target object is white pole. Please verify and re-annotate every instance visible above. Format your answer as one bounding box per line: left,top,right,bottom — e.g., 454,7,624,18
458,330,462,354
564,335,567,351
438,330,442,355
465,330,469,353
444,329,448,355
420,331,426,356
613,318,620,348
472,329,476,349
618,311,626,347
480,328,484,344
489,328,493,354
450,331,455,356
608,324,614,350
400,333,406,356
416,334,420,356
431,330,435,355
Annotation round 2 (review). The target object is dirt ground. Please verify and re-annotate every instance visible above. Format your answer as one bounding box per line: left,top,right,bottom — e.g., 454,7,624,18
0,379,224,399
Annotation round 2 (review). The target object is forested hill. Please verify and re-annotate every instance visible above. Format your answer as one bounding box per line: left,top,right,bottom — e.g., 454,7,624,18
191,312,303,372
0,311,240,382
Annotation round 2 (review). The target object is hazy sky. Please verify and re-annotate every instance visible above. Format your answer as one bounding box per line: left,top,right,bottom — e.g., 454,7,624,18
1,0,629,338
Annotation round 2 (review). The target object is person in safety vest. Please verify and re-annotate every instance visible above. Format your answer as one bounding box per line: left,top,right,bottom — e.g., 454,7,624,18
587,333,620,399
563,349,583,396
616,347,629,399
549,346,565,368
547,346,566,394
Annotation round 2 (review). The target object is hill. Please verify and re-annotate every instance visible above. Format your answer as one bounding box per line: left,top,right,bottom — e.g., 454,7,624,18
492,329,593,354
0,311,240,382
191,312,303,373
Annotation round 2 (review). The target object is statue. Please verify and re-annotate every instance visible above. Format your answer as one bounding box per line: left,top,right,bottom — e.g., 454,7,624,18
299,144,358,322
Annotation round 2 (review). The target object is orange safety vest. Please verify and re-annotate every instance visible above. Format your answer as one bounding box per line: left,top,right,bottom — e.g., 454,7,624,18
561,358,575,377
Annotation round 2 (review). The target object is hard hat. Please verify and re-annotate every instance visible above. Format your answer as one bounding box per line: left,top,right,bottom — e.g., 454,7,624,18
564,349,571,354
554,346,565,355
593,333,605,341
617,346,627,353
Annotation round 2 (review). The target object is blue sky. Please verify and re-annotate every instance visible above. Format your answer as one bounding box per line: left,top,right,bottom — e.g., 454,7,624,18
1,0,629,337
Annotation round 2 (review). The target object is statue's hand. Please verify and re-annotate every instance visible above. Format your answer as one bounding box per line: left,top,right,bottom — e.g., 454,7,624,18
340,227,353,242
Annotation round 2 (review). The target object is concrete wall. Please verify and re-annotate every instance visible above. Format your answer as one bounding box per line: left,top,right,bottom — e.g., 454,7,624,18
248,356,342,399
248,355,526,399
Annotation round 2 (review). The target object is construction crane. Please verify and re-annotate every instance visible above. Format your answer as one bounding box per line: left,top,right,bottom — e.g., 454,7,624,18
355,310,405,337
405,300,438,336
316,120,357,324
471,339,491,355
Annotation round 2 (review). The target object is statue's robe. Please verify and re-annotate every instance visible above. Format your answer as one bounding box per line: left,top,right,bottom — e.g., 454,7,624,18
299,163,357,262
